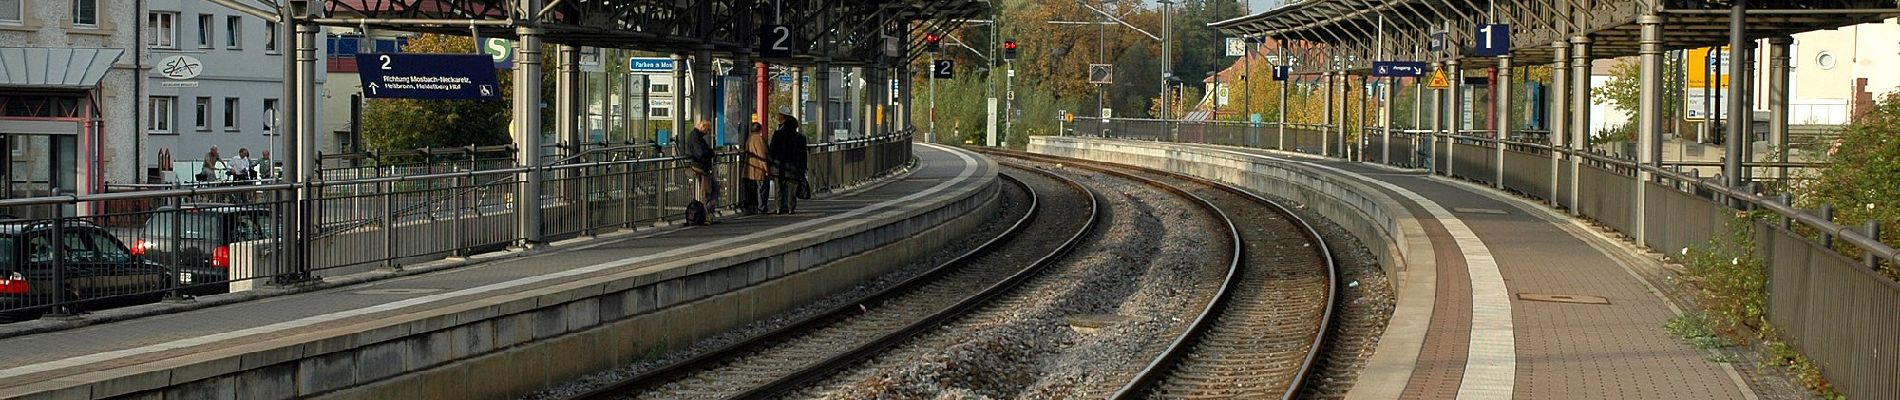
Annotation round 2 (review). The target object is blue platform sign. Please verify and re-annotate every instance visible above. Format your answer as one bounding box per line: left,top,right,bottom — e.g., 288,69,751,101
1472,24,1511,56
1372,61,1429,77
355,53,501,100
1271,66,1290,81
1428,32,1446,52
628,57,676,74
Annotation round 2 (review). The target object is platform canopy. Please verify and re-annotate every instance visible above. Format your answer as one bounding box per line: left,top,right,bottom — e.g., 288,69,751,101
324,0,989,67
1210,0,1899,73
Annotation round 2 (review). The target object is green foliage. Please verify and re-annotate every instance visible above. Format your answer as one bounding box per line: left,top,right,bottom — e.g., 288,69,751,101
360,34,559,153
1594,56,1686,136
1797,92,1900,279
1672,212,1842,398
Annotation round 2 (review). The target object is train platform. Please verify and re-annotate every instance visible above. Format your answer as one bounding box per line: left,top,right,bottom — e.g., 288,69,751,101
0,143,999,400
1031,137,1762,400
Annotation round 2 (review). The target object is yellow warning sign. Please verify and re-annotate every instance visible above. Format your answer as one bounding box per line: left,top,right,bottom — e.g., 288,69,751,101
1427,69,1451,89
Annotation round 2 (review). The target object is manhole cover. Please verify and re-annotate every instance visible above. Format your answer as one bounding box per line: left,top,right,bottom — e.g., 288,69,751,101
354,288,445,295
1518,293,1610,305
1454,208,1509,215
1066,314,1133,334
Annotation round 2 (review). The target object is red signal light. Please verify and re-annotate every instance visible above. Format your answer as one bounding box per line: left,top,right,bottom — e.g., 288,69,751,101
1003,40,1016,50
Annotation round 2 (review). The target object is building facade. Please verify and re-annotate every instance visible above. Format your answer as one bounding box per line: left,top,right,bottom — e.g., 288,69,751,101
143,0,324,182
0,0,136,214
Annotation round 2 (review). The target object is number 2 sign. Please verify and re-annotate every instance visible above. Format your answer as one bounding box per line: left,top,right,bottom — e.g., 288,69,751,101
1473,24,1510,57
759,25,797,58
932,60,955,79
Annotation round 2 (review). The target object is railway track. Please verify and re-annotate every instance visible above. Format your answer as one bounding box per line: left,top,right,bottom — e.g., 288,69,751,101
986,149,1339,400
561,167,1100,400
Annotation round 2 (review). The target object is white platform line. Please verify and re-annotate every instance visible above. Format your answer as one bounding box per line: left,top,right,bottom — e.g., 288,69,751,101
1195,147,1517,399
0,144,982,381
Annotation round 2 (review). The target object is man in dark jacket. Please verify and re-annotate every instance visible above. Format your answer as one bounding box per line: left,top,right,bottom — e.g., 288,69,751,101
769,113,809,214
684,120,720,219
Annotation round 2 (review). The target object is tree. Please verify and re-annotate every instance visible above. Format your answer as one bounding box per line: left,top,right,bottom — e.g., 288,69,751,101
359,34,557,152
1593,55,1686,141
1797,91,1900,279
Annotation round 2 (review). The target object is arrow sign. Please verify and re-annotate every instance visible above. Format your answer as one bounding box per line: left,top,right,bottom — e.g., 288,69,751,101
1372,61,1428,77
355,53,502,100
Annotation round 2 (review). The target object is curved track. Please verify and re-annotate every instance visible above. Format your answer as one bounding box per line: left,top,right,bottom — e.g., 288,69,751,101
986,149,1338,400
563,167,1099,400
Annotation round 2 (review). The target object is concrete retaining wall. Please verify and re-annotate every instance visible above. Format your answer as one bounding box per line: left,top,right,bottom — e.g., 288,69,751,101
26,166,999,400
1029,136,1421,293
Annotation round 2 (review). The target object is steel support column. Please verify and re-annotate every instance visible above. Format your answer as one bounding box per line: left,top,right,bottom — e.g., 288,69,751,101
1550,40,1568,205
694,48,717,131
513,24,545,245
1383,75,1396,166
287,11,319,281
557,46,580,149
1276,40,1288,150
1431,61,1445,173
1636,12,1665,243
1768,36,1792,180
1322,71,1334,157
1725,3,1746,194
1448,58,1462,178
1570,33,1592,216
670,53,687,146
815,63,832,142
1496,55,1512,189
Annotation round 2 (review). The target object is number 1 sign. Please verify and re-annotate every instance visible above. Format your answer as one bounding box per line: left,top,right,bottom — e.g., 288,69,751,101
1473,24,1511,57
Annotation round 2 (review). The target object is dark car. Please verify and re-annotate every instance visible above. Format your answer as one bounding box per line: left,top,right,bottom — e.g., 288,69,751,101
132,203,275,294
1,218,173,323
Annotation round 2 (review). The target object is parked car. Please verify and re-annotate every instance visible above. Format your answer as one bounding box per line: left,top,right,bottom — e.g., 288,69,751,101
1,218,173,323
132,203,276,294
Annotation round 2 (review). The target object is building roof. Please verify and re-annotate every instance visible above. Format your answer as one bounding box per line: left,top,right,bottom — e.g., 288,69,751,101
0,48,124,90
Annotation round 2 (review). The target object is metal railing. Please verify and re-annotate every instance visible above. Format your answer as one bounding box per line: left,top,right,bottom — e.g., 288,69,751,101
1065,115,1893,400
0,133,913,321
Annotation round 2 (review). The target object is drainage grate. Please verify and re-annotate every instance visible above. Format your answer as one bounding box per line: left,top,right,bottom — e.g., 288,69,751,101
1517,293,1611,305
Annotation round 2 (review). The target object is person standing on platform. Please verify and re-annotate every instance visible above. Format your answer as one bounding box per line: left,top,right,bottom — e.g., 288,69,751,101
229,148,255,182
684,119,720,223
742,122,772,215
770,112,809,215
198,146,222,184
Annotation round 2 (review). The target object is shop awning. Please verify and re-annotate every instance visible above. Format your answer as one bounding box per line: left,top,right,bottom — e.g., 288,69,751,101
0,48,124,90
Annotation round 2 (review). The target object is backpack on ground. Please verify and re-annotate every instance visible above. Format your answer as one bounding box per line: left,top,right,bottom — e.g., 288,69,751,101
685,200,708,225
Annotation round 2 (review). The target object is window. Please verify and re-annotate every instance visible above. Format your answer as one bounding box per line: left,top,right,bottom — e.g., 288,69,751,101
71,0,96,26
223,97,239,130
1,0,22,24
650,83,672,94
264,21,278,52
225,16,241,49
1816,52,1837,70
196,14,212,47
147,12,177,48
650,107,671,118
194,97,210,130
262,98,278,132
149,97,176,133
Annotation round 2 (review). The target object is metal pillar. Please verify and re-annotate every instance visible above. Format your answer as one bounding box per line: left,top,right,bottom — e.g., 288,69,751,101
1277,39,1288,150
287,9,318,281
670,53,687,146
694,48,717,131
1550,40,1569,204
1570,32,1592,215
1768,36,1791,179
1430,61,1446,173
1636,12,1665,242
756,60,770,130
1322,71,1334,157
1496,55,1512,189
1383,75,1396,165
1447,58,1462,178
513,25,545,245
557,46,580,147
1725,2,1749,192
1160,1,1172,120
815,63,832,142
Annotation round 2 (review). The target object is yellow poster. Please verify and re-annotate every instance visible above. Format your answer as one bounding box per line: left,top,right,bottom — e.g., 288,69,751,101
1687,46,1731,88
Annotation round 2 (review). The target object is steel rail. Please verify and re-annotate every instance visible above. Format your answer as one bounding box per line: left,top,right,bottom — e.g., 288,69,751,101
989,148,1336,400
562,167,1096,400
722,165,1101,400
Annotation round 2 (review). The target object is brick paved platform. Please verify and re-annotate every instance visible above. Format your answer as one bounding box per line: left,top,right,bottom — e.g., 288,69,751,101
0,144,997,400
1032,137,1760,400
